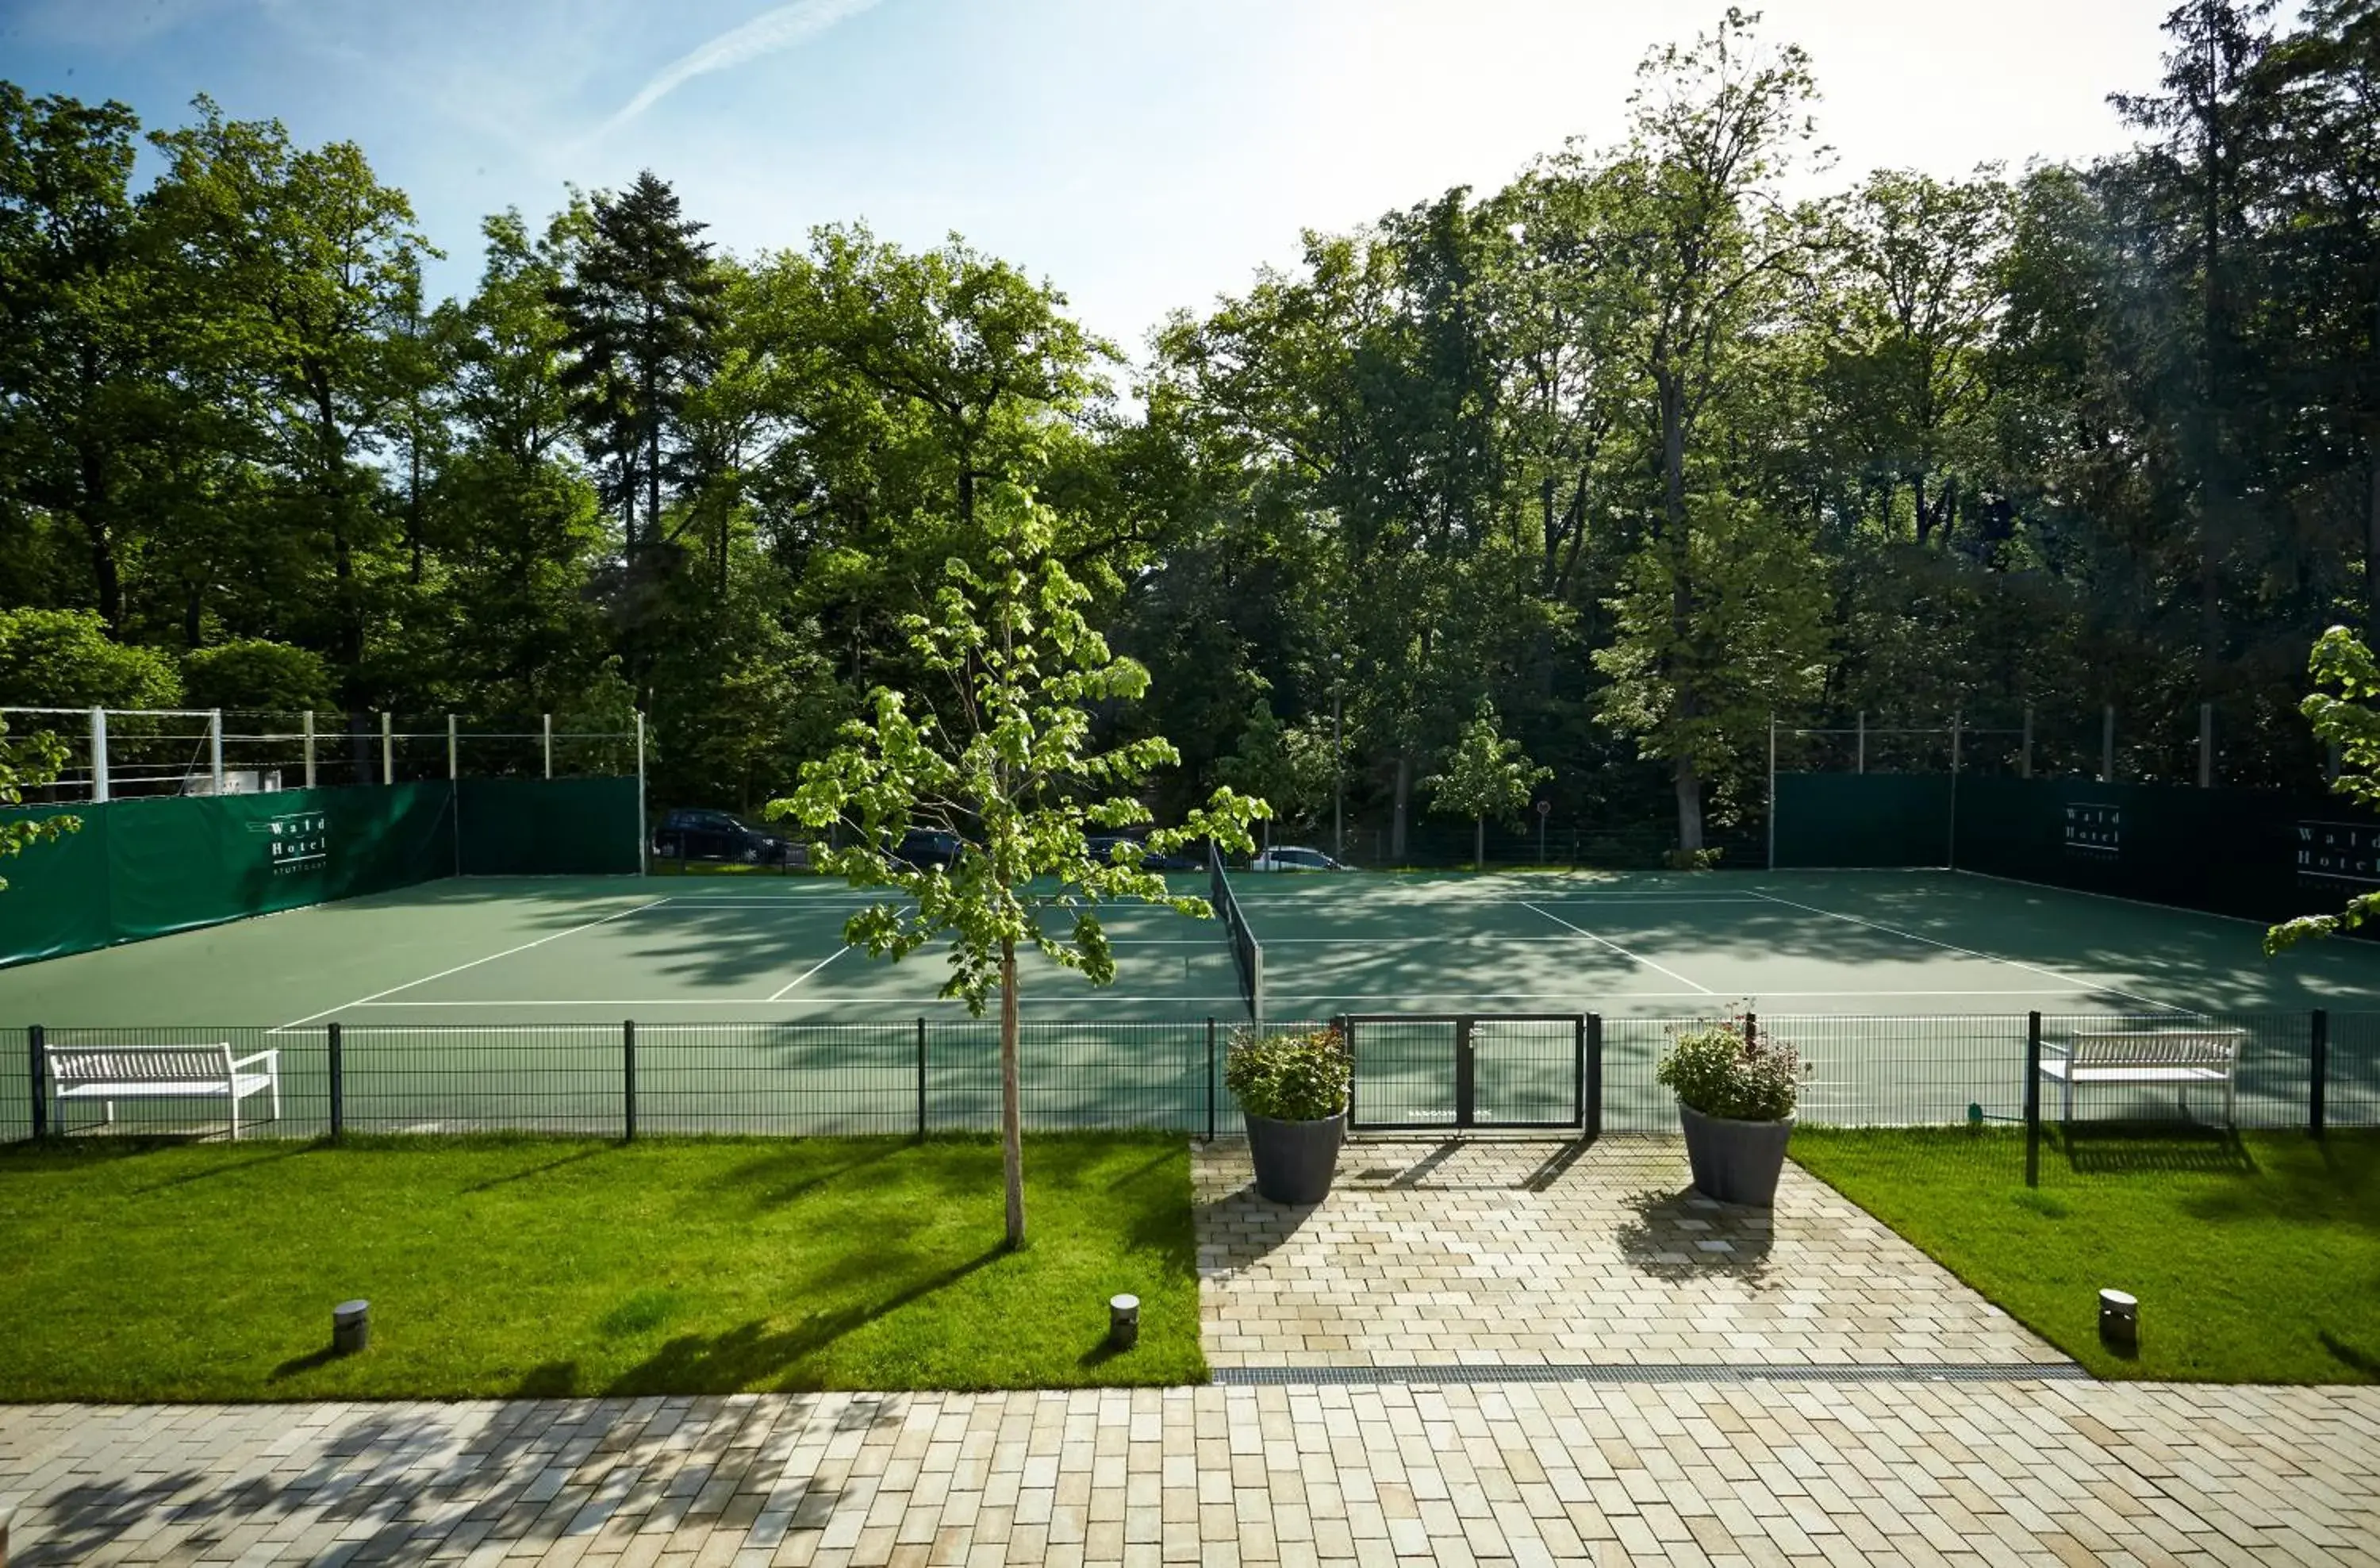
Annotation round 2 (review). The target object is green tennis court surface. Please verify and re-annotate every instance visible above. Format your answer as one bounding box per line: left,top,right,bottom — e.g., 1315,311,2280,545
3,869,2374,1137
1,867,2374,1028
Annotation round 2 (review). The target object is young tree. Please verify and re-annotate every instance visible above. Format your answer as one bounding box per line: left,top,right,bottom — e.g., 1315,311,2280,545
0,718,74,894
1213,698,1336,850
774,486,1264,1250
1424,698,1551,870
2267,626,2380,951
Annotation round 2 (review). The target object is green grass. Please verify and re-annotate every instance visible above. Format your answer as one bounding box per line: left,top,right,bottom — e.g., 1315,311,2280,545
1791,1126,2380,1382
0,1132,1200,1401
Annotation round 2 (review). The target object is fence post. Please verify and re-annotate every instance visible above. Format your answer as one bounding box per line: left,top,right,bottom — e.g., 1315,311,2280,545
328,1021,344,1139
1584,1014,1603,1139
27,1026,45,1139
381,710,393,786
447,713,459,782
303,709,317,790
90,708,109,803
1206,1018,1218,1142
2310,1009,2328,1139
2025,1011,2042,1189
2199,702,2213,789
916,1018,928,1140
2101,704,2116,783
624,1020,637,1141
209,709,224,795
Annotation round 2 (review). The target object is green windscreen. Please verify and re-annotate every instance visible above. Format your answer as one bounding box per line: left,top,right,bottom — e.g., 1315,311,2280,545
456,776,640,875
0,775,640,967
1772,774,1954,867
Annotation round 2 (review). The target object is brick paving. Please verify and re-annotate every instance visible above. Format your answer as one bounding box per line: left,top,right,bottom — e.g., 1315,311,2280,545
3,1135,2376,1563
3,1382,2377,1565
1197,1137,2065,1370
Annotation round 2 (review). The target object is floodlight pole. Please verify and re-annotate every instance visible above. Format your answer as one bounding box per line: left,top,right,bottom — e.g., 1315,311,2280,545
1766,715,1777,871
635,710,649,876
209,709,224,796
89,708,109,804
1947,709,1962,871
1331,658,1343,864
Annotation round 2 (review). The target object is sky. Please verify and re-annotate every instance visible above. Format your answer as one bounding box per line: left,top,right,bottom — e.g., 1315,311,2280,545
3,0,2207,359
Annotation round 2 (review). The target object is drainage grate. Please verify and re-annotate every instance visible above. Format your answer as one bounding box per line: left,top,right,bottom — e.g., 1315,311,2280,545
1211,1361,2090,1388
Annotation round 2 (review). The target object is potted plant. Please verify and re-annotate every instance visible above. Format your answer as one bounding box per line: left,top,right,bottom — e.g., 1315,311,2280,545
1655,1013,1808,1206
1226,1024,1353,1205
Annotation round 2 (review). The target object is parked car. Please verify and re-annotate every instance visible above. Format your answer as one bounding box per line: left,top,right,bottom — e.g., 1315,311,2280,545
651,808,802,867
1088,832,1200,871
893,827,965,870
1250,846,1353,872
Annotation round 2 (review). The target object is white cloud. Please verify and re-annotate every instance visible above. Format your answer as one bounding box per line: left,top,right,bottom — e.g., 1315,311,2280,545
593,0,884,140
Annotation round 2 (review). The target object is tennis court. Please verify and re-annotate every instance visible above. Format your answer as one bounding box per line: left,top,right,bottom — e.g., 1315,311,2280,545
2,867,2374,1136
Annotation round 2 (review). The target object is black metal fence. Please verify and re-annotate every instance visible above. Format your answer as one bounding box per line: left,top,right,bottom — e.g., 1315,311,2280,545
4,1009,2374,1144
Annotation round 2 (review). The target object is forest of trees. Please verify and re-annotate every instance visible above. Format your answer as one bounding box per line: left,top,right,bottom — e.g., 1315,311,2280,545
4,2,2378,863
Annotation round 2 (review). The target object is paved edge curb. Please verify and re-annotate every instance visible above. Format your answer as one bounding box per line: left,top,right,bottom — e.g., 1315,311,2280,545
1211,1361,2093,1387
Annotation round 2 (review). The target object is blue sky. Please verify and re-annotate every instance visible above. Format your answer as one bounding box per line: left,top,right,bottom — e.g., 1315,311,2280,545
6,0,2197,357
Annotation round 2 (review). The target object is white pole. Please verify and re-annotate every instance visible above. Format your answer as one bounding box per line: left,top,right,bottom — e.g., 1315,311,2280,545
543,713,553,781
1856,711,1866,775
90,707,109,803
302,710,317,790
635,711,649,876
447,713,458,782
1947,709,1962,871
382,711,393,786
209,709,224,795
1766,714,1777,871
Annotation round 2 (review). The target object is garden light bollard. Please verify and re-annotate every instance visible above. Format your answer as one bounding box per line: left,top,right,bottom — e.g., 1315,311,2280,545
1108,1294,1139,1351
2098,1288,2138,1349
333,1299,371,1355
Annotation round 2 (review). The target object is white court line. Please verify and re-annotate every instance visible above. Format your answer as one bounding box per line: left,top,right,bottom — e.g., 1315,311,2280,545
269,900,674,1032
766,947,853,1001
1746,890,2185,1012
1521,903,1714,995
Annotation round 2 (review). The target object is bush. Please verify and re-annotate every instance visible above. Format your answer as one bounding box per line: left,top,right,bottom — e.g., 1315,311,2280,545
1225,1025,1351,1123
0,609,180,709
182,639,335,712
1655,1014,1807,1120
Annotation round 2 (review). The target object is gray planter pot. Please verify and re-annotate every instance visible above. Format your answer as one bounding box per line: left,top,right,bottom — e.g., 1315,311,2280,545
1244,1109,1346,1205
1677,1101,1793,1206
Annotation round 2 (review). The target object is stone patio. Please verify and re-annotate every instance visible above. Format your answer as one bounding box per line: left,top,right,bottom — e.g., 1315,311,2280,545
4,1381,2377,1565
1197,1136,2066,1370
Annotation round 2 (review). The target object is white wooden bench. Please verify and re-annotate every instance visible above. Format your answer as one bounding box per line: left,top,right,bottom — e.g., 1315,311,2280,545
2038,1028,2245,1127
45,1043,281,1139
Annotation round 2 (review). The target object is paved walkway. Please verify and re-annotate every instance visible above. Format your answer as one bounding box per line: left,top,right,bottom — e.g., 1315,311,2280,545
1196,1139,2063,1370
3,1135,2377,1565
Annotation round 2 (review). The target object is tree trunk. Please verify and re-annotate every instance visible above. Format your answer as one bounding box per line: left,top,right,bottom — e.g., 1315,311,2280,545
1000,937,1023,1251
1391,755,1411,862
2367,445,2380,646
1674,752,1705,855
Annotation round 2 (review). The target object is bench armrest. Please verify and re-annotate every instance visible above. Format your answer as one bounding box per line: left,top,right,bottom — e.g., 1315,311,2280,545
228,1048,279,1075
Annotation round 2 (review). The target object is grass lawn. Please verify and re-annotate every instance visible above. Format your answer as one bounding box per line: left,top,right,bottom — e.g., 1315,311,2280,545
0,1132,1199,1401
1791,1125,2380,1382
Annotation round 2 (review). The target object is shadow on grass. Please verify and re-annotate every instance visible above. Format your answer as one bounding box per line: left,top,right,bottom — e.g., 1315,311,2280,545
460,1145,612,1193
2059,1122,2258,1178
605,1245,1007,1394
1614,1187,1775,1287
2320,1330,2380,1378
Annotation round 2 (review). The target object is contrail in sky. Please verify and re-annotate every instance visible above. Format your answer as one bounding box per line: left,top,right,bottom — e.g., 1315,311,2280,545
599,0,884,136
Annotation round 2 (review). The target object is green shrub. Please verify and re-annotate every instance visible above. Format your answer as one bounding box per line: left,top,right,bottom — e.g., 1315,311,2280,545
182,639,335,711
1655,1014,1806,1120
1225,1025,1351,1123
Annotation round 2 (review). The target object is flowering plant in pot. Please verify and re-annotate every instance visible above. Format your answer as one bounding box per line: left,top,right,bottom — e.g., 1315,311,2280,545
1226,1024,1352,1205
1654,1013,1809,1206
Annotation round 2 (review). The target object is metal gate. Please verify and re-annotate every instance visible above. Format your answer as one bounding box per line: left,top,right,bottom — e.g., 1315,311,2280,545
1339,1013,1595,1132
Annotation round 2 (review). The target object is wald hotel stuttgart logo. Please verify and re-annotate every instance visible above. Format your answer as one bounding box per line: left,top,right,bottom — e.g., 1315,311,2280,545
253,811,328,874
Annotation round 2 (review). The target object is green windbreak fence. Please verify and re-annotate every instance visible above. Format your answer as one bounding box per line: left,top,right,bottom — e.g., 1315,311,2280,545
0,776,639,967
456,776,640,875
1771,774,1953,868
1776,771,2380,926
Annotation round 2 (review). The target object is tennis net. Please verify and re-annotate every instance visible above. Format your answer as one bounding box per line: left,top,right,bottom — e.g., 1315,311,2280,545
1209,844,1265,1020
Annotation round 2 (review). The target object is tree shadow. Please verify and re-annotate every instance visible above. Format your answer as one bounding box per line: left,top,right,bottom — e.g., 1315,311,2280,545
605,1245,1005,1395
1613,1186,1775,1287
2319,1329,2380,1380
4,1397,894,1565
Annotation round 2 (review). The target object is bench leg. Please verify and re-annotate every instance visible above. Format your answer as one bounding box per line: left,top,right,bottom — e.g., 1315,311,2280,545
229,1092,239,1143
271,1078,281,1124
